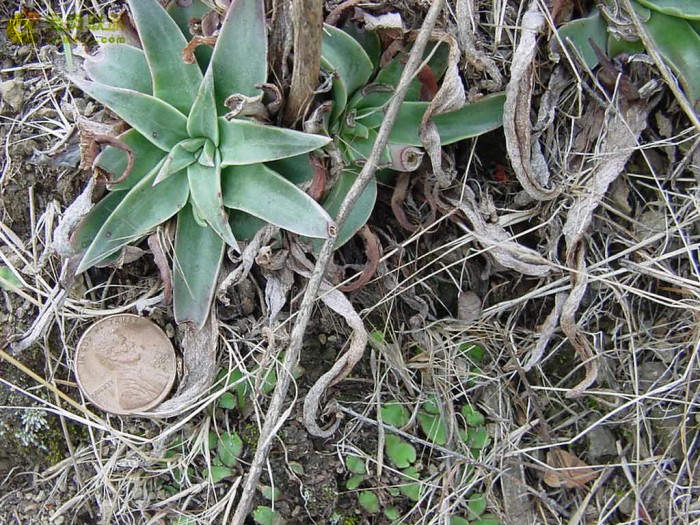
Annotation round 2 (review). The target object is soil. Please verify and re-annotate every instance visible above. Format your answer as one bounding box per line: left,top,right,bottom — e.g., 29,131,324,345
2,1,699,525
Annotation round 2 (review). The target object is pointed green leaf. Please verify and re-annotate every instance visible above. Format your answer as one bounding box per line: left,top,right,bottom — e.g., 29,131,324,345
267,154,317,185
635,0,700,19
389,93,506,146
342,24,381,70
180,137,207,153
339,128,392,166
320,169,376,247
78,165,189,271
70,79,189,151
126,0,203,113
321,24,374,119
351,41,449,111
645,9,700,109
95,129,165,190
173,203,225,328
222,164,333,238
70,190,127,253
154,142,197,184
85,44,152,94
188,64,219,143
218,118,330,165
211,0,267,113
229,209,265,240
188,161,238,247
554,10,609,69
199,139,216,167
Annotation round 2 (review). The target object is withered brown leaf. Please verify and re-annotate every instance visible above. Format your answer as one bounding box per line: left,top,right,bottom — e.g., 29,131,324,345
543,449,599,488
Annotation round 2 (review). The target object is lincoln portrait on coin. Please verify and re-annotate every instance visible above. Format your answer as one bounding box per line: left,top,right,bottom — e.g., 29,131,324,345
95,331,170,411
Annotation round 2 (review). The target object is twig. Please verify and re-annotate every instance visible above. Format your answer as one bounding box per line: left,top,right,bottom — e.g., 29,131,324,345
283,0,323,125
229,1,447,522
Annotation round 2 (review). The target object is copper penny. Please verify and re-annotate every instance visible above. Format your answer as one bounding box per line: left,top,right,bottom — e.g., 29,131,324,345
75,314,176,415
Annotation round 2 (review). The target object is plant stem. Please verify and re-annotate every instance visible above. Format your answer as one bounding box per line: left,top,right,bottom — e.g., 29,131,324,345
229,1,447,522
283,0,323,125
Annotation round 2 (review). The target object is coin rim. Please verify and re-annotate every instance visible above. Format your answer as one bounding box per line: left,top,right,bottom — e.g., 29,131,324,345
75,314,177,416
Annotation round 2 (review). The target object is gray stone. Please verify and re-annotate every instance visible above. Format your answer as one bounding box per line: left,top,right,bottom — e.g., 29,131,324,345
0,79,25,113
586,424,618,461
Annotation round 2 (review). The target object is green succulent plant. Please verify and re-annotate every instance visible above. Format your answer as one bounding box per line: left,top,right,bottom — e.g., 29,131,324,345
70,0,333,327
317,24,506,245
556,0,700,109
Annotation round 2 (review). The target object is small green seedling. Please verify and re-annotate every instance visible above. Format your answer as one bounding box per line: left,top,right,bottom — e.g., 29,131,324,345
384,434,417,469
417,396,448,445
461,405,485,427
458,344,486,388
260,485,281,501
345,455,368,490
381,401,410,428
216,356,288,412
288,461,305,475
451,502,502,525
204,430,243,482
216,431,243,467
217,367,249,410
384,507,401,522
252,506,283,525
398,465,422,501
358,491,380,514
207,464,234,484
459,405,491,455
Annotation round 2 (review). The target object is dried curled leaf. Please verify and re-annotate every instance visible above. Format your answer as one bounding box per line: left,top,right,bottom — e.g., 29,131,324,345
503,2,558,201
543,449,599,488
